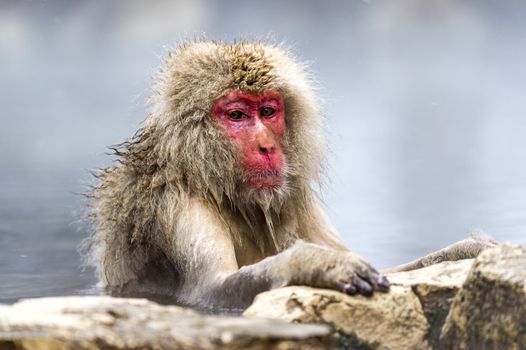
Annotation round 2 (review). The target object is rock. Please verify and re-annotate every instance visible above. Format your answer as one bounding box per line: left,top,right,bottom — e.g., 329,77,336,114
440,244,526,349
244,260,474,349
244,285,431,350
0,296,332,350
388,259,473,346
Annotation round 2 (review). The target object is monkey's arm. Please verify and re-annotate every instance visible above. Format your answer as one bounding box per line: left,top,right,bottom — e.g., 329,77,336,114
172,200,388,312
198,241,389,311
382,232,497,274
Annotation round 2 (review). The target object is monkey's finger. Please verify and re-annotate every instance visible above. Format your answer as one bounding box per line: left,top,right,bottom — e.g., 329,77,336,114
353,276,374,296
353,267,390,294
376,275,390,292
342,282,357,295
359,270,390,293
366,270,380,283
353,260,381,279
356,268,379,285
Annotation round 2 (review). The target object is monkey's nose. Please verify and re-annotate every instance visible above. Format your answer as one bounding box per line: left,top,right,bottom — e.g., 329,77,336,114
256,124,277,155
259,145,275,155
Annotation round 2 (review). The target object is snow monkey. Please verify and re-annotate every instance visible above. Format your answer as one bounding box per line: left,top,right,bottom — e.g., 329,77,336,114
86,40,496,311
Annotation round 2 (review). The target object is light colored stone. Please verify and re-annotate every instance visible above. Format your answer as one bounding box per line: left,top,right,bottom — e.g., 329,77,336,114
387,259,474,346
244,285,431,350
0,296,332,350
440,244,526,349
387,259,473,290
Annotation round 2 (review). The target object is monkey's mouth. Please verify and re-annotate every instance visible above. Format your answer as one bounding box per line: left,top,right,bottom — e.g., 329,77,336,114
246,170,284,189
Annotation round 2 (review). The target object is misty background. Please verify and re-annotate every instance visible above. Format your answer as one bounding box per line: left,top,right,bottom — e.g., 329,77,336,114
1,0,526,303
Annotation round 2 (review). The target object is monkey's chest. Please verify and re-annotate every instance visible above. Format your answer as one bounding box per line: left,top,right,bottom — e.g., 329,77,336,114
225,212,280,267
234,239,267,267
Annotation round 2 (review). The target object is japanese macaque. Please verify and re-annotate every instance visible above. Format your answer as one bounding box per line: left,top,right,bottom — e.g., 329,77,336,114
86,40,495,312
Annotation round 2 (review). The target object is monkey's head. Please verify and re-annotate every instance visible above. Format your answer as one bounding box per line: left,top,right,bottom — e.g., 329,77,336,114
149,40,325,210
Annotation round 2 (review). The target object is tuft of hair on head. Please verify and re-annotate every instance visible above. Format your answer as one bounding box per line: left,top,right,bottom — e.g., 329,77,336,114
141,40,328,208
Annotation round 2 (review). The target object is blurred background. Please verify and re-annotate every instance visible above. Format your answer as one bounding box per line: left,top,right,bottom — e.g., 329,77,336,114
1,0,526,303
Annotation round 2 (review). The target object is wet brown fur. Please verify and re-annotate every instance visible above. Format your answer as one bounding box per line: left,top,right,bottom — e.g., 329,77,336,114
86,40,347,307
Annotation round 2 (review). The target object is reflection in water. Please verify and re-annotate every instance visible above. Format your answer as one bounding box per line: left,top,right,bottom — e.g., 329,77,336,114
1,0,526,304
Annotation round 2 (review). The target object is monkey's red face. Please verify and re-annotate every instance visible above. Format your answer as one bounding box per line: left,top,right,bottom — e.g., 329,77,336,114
212,90,286,189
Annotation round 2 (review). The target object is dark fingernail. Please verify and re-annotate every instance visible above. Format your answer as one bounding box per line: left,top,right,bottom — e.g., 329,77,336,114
344,283,357,295
356,279,374,296
377,275,390,292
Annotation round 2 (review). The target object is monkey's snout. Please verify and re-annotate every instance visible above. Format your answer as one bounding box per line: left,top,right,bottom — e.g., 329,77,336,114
259,145,275,155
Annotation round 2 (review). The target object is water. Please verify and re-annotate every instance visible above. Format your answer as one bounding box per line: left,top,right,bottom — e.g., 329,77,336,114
0,169,97,304
1,0,526,304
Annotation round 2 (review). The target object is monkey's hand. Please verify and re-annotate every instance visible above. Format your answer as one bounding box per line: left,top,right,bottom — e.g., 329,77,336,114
204,240,389,310
275,241,390,296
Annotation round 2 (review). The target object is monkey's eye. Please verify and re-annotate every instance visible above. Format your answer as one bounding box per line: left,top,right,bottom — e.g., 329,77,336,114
228,110,244,120
260,107,275,117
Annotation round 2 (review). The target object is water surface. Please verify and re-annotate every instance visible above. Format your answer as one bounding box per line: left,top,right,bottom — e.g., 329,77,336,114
1,0,526,304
